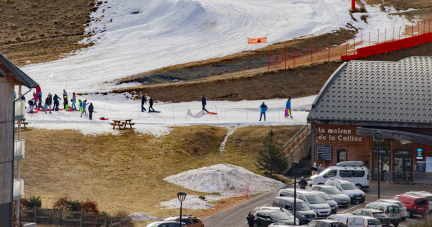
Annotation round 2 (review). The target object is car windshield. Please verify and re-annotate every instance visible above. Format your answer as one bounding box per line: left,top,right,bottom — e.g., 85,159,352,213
415,199,428,205
368,219,381,225
341,183,356,190
270,212,292,222
326,187,343,195
296,201,311,211
305,195,325,204
425,196,432,201
388,206,399,214
320,193,333,200
319,169,331,176
373,212,387,218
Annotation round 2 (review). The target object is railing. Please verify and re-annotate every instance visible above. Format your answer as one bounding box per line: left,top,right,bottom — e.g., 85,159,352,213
14,139,25,160
15,100,26,120
13,179,24,200
384,171,432,185
283,124,311,157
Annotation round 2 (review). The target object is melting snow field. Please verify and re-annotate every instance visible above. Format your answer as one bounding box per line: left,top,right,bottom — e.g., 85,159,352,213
160,164,286,209
20,0,411,96
24,95,315,136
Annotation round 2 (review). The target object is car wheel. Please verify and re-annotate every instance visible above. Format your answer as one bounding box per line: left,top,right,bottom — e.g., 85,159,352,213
407,210,412,218
355,184,362,190
401,218,406,221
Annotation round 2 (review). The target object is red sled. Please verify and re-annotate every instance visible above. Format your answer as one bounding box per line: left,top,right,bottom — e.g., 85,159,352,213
285,109,290,117
207,111,217,115
100,118,109,120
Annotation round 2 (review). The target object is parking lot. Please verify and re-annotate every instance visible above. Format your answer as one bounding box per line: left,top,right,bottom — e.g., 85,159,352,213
203,181,432,227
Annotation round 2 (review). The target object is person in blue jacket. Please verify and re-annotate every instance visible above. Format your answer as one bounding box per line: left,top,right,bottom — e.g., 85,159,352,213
286,97,293,118
259,102,268,121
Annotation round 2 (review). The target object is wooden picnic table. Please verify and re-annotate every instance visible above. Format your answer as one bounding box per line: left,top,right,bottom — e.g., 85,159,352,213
110,119,135,130
16,119,29,129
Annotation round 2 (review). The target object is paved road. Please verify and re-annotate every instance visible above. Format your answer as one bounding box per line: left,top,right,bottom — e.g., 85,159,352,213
203,181,432,227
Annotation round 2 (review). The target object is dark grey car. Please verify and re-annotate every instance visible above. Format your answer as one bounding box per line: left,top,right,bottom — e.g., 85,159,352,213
352,208,391,227
310,185,351,207
273,197,317,224
299,219,346,227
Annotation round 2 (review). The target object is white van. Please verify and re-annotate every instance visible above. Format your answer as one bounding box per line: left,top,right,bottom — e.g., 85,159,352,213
278,189,331,218
328,214,382,227
309,161,369,189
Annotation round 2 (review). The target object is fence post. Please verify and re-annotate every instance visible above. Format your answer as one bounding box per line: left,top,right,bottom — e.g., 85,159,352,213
354,36,356,55
311,40,313,64
385,28,386,44
293,44,295,68
34,207,37,223
268,46,272,73
80,211,83,227
284,44,287,69
361,33,363,48
378,29,379,44
328,36,330,62
412,22,414,37
369,32,370,47
346,35,348,55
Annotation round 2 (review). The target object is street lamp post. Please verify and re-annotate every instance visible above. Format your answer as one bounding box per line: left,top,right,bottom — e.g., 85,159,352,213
375,131,382,199
177,192,187,226
292,161,299,226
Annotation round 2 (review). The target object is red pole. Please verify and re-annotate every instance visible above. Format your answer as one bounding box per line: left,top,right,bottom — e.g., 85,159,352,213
328,36,330,62
268,46,272,73
354,36,356,55
284,44,286,69
311,40,313,64
346,35,348,55
351,0,355,9
293,44,295,68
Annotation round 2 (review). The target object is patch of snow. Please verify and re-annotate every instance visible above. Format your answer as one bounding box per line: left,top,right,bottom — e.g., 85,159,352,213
23,95,314,136
128,212,163,221
20,0,412,96
163,164,285,197
160,195,221,210
219,126,238,155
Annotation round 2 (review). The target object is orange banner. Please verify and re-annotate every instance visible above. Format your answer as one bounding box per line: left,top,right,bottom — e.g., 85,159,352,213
248,37,267,44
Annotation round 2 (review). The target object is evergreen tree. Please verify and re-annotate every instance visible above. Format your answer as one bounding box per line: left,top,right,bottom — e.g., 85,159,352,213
255,130,288,176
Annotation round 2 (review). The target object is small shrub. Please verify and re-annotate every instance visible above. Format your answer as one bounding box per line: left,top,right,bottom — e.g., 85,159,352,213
80,201,100,214
114,210,129,217
198,195,206,200
53,198,69,211
22,196,42,209
67,200,81,211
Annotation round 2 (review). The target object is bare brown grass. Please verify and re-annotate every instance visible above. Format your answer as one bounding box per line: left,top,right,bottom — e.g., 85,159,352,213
17,125,299,218
0,0,96,66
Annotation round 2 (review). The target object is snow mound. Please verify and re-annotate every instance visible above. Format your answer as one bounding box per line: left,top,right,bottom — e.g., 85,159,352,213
128,212,163,221
164,164,285,197
160,195,221,210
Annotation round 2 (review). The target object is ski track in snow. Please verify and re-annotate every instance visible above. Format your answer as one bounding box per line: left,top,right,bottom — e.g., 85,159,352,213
20,0,411,97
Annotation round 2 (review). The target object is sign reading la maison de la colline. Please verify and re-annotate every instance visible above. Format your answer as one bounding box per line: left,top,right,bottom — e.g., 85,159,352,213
315,124,365,142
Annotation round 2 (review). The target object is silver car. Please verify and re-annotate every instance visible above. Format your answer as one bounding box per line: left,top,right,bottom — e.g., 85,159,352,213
376,199,408,220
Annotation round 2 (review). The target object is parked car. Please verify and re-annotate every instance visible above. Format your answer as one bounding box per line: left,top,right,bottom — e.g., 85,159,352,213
253,209,298,227
310,185,351,207
146,221,186,227
278,189,332,218
309,161,369,189
352,209,390,227
315,191,339,214
404,191,432,213
365,202,400,227
324,179,365,204
328,214,382,227
392,194,429,218
273,197,317,224
295,219,346,227
375,199,408,220
165,215,204,227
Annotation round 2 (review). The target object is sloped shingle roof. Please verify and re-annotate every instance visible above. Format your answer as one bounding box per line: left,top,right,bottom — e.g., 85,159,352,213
307,57,432,127
0,53,38,88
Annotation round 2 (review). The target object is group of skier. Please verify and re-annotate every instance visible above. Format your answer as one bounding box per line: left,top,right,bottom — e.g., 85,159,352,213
141,95,155,112
25,86,95,120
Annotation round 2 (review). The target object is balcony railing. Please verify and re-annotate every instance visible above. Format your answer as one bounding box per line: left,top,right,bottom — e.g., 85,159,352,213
14,139,25,160
15,100,26,120
14,179,24,200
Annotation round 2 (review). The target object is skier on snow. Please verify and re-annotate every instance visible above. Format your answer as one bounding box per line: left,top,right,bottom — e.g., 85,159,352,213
201,94,208,113
88,103,94,120
141,94,147,112
44,93,53,114
63,89,68,110
259,102,268,121
53,94,61,111
148,96,155,112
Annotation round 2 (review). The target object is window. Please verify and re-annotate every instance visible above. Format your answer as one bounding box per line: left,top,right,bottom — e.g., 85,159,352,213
320,188,327,193
388,206,399,214
368,219,381,225
353,210,362,215
280,191,292,197
415,199,428,205
311,187,319,191
192,219,199,224
340,170,365,178
299,195,306,201
305,195,326,204
341,183,356,190
363,211,372,217
324,170,337,178
366,205,372,209
373,205,379,209
379,206,384,211
338,150,347,162
182,219,192,225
